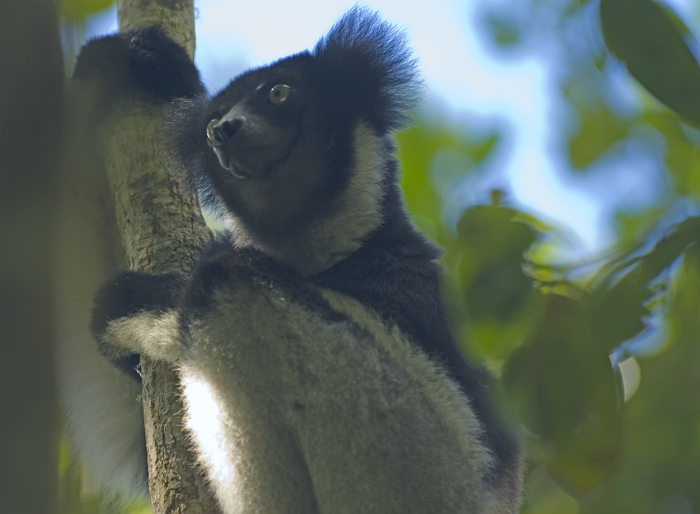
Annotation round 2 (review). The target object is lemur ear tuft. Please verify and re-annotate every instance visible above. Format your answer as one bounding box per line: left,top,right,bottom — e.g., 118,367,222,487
313,6,424,134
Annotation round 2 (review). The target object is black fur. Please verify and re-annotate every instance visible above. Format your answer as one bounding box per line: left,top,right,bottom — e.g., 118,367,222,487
74,25,204,103
313,6,422,133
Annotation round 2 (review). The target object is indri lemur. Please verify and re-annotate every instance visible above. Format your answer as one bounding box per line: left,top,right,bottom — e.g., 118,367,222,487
69,7,524,513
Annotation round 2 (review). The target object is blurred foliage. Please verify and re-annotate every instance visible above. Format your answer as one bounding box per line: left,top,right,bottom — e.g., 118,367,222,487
410,0,700,512
58,433,151,513
56,0,700,512
601,0,700,126
59,0,114,22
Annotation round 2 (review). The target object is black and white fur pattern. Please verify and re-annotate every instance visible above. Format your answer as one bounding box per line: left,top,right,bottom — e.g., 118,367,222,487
76,7,523,512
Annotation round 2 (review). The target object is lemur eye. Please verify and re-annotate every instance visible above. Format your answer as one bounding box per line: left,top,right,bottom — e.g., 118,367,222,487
268,84,293,105
206,118,220,141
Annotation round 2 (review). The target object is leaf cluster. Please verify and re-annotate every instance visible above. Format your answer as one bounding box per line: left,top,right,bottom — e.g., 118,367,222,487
426,0,700,511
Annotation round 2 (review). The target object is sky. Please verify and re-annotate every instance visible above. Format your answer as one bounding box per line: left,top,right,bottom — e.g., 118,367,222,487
82,0,699,258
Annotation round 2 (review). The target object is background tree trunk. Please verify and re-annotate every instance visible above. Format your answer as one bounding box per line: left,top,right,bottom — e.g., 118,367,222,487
0,2,62,513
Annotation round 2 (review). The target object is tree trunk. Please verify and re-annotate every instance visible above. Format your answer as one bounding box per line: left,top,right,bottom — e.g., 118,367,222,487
107,1,219,512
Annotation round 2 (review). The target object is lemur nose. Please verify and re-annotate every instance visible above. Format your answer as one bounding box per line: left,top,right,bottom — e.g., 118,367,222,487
212,117,245,144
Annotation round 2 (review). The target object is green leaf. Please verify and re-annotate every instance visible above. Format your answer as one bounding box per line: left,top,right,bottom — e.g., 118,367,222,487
585,217,700,352
643,112,700,195
471,132,500,164
590,276,649,350
599,248,700,510
637,216,700,281
502,296,622,494
456,205,537,323
396,122,501,223
60,0,114,22
396,125,453,222
600,0,700,125
482,14,521,48
568,106,629,169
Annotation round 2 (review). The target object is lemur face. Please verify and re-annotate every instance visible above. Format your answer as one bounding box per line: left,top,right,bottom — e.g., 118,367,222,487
206,76,305,180
193,55,359,243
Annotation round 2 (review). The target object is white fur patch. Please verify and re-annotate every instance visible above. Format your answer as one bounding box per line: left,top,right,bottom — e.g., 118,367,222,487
180,372,236,485
303,122,385,273
103,310,181,362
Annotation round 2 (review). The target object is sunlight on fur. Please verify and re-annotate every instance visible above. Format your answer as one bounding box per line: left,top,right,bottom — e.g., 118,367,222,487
181,374,235,483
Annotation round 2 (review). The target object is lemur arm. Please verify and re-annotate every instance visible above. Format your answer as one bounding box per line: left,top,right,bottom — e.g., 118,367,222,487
90,233,231,365
91,271,187,372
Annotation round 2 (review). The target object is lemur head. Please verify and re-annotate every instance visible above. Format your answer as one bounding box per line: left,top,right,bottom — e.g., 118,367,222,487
170,7,422,275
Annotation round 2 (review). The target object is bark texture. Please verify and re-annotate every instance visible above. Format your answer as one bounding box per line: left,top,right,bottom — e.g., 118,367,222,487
101,102,217,513
118,0,196,57
105,1,220,512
